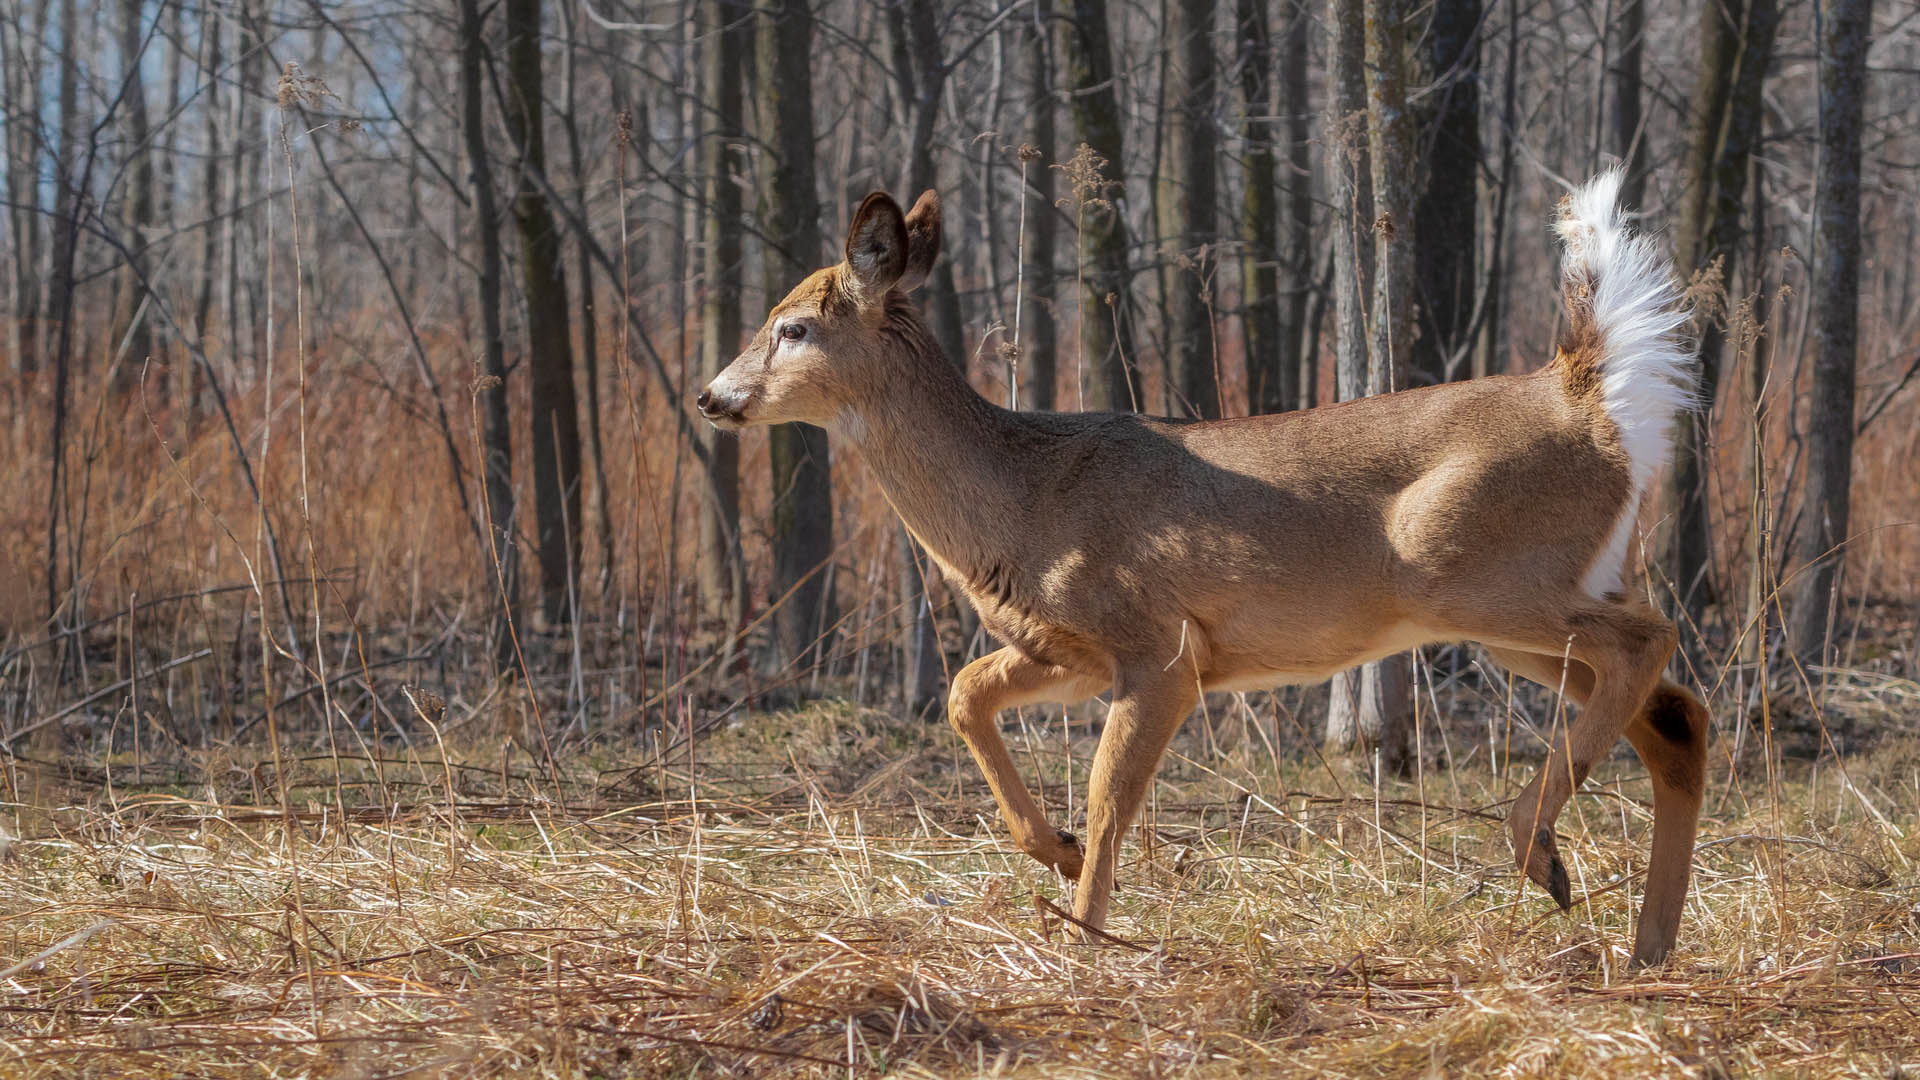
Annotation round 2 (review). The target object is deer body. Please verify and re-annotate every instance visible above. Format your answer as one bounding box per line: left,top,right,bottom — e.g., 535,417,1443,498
700,174,1710,968
851,366,1627,686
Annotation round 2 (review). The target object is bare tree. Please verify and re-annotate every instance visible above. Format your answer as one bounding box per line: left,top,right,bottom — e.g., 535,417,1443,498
1611,0,1648,210
1023,0,1058,411
1324,0,1415,771
504,0,583,628
758,0,837,675
1238,0,1285,415
1412,0,1477,385
1664,0,1779,627
894,0,966,368
1786,0,1873,662
114,0,154,389
1324,0,1373,759
1159,0,1218,417
460,0,518,670
3,0,51,377
1057,0,1139,411
559,1,614,598
696,0,748,632
1279,0,1314,412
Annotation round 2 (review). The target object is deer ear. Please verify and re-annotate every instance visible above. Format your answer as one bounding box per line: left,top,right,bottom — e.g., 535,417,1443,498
843,192,909,305
894,190,942,294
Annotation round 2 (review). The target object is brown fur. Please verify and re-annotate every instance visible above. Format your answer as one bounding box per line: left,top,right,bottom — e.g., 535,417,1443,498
699,190,1707,969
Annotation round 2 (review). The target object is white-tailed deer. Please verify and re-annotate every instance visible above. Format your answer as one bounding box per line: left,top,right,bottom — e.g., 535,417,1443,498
699,171,1709,967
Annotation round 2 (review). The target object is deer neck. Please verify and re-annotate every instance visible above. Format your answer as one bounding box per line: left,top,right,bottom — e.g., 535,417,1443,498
837,316,1030,586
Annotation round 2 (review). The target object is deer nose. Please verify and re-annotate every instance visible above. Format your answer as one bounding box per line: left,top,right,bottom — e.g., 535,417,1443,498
696,387,713,412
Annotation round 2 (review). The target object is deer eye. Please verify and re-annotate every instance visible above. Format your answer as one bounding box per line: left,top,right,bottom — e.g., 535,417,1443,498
779,323,806,342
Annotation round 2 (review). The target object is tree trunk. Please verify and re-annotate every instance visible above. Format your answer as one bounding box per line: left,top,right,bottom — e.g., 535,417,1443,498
1057,0,1140,411
888,0,962,713
503,0,582,629
561,0,614,599
758,0,837,675
899,0,966,370
1326,0,1370,407
1279,0,1312,412
1663,0,1778,630
42,0,80,626
1785,0,1872,663
4,0,51,378
1238,0,1285,415
459,0,517,671
1324,0,1372,757
1024,0,1059,411
1157,0,1218,417
193,8,222,354
1611,0,1648,210
114,0,154,391
1411,0,1477,386
1474,0,1518,381
1325,0,1413,772
696,0,748,630
45,0,78,384
226,0,262,374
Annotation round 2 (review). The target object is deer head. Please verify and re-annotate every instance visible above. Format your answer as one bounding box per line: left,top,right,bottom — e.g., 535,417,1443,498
697,189,943,430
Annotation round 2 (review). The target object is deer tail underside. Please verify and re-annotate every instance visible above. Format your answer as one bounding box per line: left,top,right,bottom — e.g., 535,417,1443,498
1554,170,1696,597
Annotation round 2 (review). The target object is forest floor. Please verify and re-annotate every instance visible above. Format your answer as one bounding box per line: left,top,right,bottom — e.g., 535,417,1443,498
4,632,1919,1080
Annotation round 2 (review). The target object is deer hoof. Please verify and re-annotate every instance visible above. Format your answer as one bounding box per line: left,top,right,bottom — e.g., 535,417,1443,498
1517,827,1573,910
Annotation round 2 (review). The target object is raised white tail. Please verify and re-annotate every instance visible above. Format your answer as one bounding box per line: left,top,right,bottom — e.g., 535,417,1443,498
1553,170,1696,597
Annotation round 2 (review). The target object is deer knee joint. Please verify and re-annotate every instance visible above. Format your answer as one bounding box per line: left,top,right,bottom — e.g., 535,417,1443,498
945,672,988,734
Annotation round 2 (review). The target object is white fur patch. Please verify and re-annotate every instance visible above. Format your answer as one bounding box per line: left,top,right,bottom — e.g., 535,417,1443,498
1556,170,1696,598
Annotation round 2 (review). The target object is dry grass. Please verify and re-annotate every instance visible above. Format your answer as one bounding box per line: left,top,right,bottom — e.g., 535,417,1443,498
4,679,1918,1079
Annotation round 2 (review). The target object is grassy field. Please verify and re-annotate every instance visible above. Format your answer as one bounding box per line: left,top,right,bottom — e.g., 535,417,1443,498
4,667,1918,1079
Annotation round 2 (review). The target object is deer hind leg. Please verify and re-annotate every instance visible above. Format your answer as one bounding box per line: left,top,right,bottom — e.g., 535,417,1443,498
947,646,1108,879
1072,666,1198,934
1483,604,1676,907
1487,620,1704,967
1621,682,1708,966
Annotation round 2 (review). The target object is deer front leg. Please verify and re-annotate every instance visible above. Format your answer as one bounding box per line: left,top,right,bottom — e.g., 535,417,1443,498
947,647,1107,878
1072,667,1198,933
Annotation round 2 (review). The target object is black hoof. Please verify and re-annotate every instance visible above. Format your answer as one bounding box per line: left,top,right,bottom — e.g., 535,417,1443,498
1537,829,1573,911
1546,858,1572,910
